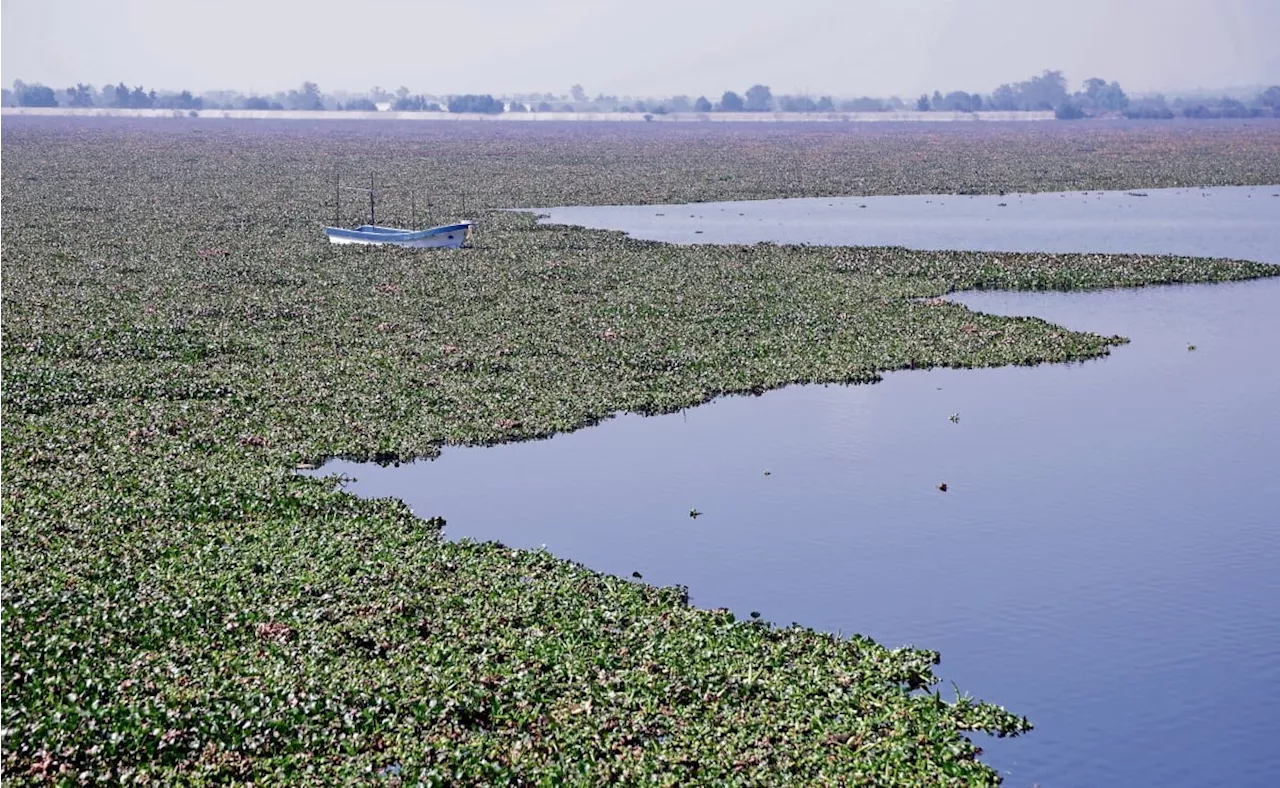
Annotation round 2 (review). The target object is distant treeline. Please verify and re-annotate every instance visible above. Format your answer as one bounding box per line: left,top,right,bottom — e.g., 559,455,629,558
6,73,1279,121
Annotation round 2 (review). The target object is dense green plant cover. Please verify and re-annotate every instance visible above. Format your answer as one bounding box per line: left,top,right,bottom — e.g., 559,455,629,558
3,119,1278,784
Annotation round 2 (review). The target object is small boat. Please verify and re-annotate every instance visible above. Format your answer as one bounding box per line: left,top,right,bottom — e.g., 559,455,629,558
325,172,472,248
323,222,473,248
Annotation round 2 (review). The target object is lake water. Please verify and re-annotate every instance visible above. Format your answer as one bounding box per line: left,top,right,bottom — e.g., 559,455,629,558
532,185,1280,264
310,191,1280,785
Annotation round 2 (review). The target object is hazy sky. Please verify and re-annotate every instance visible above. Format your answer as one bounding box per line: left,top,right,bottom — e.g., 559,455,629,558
4,0,1278,97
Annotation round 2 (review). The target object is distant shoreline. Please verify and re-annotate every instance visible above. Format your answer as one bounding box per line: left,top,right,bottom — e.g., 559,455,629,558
1,106,1056,123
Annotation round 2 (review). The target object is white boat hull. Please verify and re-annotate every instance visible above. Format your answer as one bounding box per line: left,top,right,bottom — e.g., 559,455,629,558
326,234,467,249
324,223,472,249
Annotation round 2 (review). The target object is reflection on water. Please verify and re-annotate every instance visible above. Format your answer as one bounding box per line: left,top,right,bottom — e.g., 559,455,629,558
532,185,1280,264
310,278,1280,787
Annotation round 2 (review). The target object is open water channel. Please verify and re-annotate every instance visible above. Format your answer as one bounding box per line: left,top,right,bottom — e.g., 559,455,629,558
309,186,1280,786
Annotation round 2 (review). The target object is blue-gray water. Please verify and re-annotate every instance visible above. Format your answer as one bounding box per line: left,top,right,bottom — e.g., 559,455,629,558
315,185,1280,785
532,185,1280,264
313,277,1280,786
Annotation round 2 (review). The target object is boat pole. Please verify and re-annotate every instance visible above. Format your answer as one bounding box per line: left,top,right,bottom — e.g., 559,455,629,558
334,172,340,227
369,171,376,225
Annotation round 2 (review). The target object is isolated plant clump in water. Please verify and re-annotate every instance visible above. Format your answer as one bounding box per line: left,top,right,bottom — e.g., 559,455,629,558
2,118,1278,784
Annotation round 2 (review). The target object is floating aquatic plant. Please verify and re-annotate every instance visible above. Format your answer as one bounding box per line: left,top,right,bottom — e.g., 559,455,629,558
3,116,1277,786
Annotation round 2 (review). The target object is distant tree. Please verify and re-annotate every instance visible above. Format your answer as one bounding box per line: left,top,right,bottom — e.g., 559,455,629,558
15,81,58,107
109,83,134,108
286,82,324,111
666,95,692,113
344,98,378,111
393,94,423,111
535,101,553,112
1021,70,1069,109
1081,77,1107,101
118,86,154,108
243,96,272,110
64,83,95,107
570,84,587,103
1122,94,1174,119
508,101,528,112
447,94,503,113
779,95,818,112
559,103,574,112
1,88,14,107
1259,85,1280,115
1100,83,1128,112
369,86,394,102
200,90,239,109
155,90,202,110
841,96,886,112
816,96,835,112
744,84,773,111
931,90,943,106
985,70,1069,111
1078,77,1128,113
1054,101,1085,120
1123,105,1174,120
718,91,744,111
933,92,955,110
693,95,713,112
134,86,157,108
988,84,1017,110
1218,97,1251,118
408,96,441,111
936,91,982,112
916,94,931,111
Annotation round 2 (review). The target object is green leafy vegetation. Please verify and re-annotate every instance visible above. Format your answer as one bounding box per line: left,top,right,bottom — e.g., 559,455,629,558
3,118,1278,784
